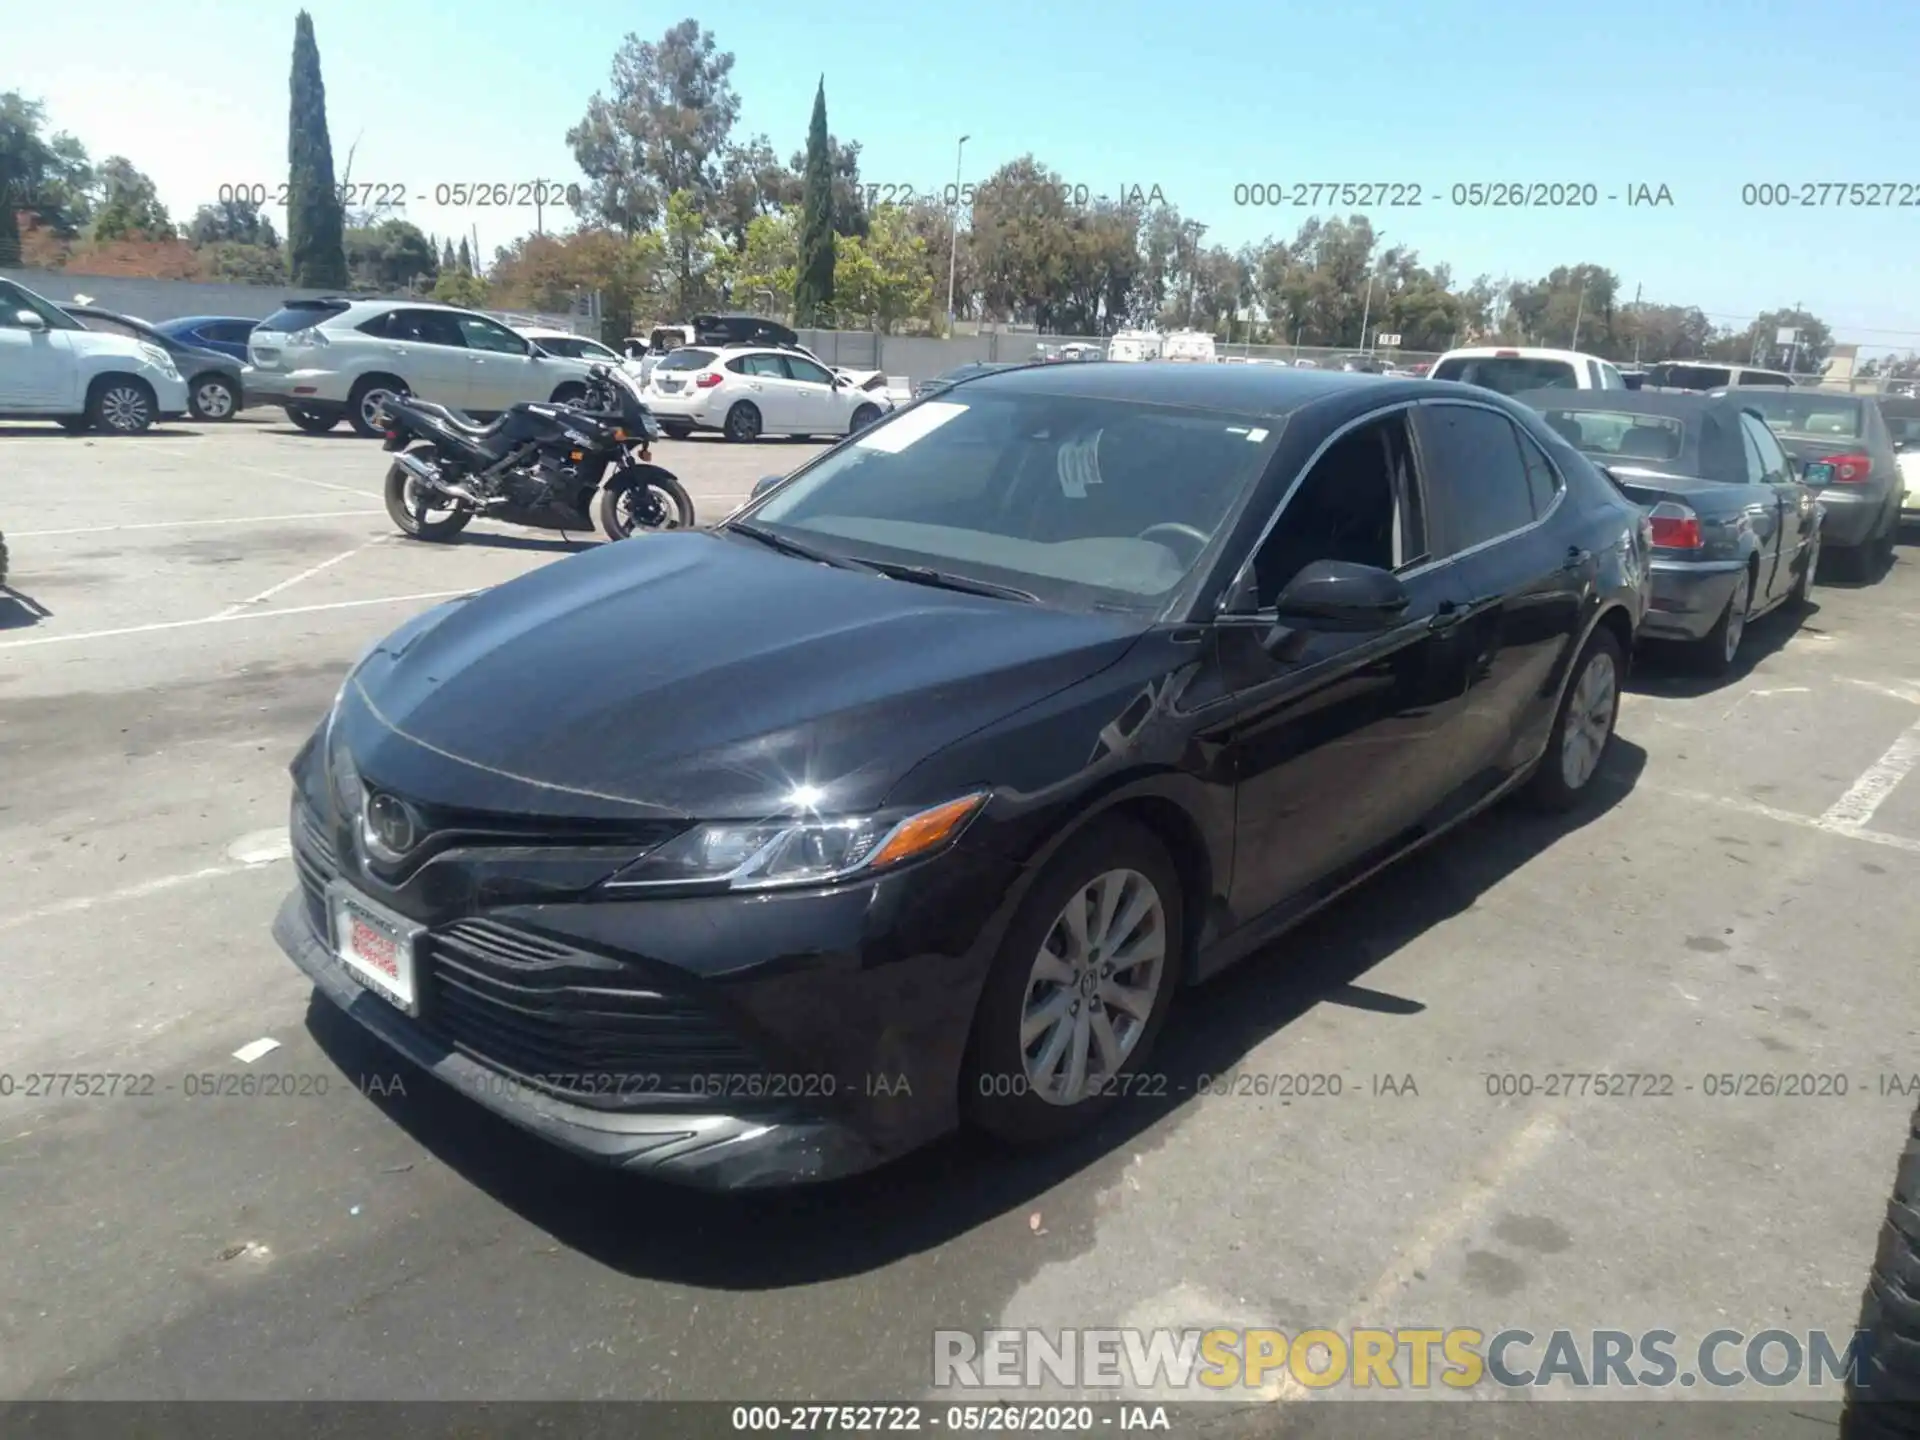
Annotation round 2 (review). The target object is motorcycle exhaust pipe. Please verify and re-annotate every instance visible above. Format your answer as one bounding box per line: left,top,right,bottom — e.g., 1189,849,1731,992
393,449,487,507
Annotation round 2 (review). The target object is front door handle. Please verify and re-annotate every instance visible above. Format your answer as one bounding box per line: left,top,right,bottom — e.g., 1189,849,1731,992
1429,602,1466,633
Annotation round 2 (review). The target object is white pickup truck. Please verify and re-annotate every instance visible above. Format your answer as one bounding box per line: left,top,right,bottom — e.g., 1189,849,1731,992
1429,345,1630,394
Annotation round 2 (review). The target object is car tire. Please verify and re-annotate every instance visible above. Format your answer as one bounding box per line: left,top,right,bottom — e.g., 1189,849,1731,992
964,818,1184,1147
188,373,240,422
551,383,589,408
659,421,693,441
1523,624,1624,813
348,376,409,438
723,403,762,443
1689,565,1752,675
1840,1095,1920,1438
85,376,157,435
383,447,473,542
285,404,339,434
850,403,883,434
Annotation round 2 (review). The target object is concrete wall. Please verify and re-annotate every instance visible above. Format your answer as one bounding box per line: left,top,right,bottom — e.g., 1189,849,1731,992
0,267,585,334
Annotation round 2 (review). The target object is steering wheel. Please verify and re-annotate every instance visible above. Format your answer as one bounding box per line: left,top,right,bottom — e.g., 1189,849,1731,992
1135,523,1211,566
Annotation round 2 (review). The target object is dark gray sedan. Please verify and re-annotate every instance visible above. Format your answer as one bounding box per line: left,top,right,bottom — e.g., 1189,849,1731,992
1723,386,1901,577
1518,389,1821,673
62,306,249,422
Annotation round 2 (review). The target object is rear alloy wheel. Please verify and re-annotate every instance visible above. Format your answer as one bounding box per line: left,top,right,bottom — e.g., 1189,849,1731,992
966,819,1182,1146
723,402,762,443
87,378,157,435
1524,627,1623,812
189,374,239,422
1692,566,1751,674
349,378,409,438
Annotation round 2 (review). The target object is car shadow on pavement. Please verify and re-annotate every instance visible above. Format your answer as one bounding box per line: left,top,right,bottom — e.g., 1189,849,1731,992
0,586,52,629
447,531,601,553
0,424,198,439
306,738,1649,1289
1814,546,1896,590
1628,599,1814,699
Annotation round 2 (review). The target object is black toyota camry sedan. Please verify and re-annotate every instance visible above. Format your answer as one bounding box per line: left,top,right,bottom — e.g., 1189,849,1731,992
274,365,1651,1189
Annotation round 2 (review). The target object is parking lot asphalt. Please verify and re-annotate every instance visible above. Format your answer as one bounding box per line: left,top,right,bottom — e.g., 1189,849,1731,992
2,412,1916,1420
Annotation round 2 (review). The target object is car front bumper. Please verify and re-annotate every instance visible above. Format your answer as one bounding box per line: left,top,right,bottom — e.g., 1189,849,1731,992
273,798,1025,1189
1640,558,1745,642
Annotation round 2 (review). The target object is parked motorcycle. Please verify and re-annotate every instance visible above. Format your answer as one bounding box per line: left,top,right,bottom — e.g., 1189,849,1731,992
377,365,694,543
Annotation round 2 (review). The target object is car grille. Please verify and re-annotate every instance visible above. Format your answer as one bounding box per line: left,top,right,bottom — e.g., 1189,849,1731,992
289,800,764,1110
419,918,766,1108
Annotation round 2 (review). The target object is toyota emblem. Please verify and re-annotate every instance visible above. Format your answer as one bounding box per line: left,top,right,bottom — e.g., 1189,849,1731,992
361,791,419,863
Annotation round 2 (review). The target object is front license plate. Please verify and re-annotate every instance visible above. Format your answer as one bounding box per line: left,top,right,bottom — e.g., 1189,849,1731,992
1805,462,1833,485
327,882,421,1015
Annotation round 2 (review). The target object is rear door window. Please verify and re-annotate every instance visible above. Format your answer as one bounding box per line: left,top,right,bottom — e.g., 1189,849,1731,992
207,320,256,345
1414,402,1540,554
1431,356,1580,395
386,309,468,347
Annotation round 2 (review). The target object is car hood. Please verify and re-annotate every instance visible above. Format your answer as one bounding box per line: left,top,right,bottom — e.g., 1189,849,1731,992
345,530,1149,820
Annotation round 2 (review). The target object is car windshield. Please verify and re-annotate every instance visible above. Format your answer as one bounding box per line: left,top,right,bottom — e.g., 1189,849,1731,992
1432,356,1579,393
1535,408,1685,461
1734,390,1864,438
743,391,1281,611
656,348,717,372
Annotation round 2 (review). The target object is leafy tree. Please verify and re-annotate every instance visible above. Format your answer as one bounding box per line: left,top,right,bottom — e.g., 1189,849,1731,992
568,19,740,234
490,227,669,340
896,198,974,330
792,79,835,325
456,236,473,275
832,205,934,332
63,236,204,280
0,92,95,259
90,158,174,242
287,10,347,288
199,241,287,285
187,197,278,248
716,133,796,251
1736,306,1833,371
970,158,1143,332
344,219,438,290
663,187,728,314
715,211,798,313
431,271,491,308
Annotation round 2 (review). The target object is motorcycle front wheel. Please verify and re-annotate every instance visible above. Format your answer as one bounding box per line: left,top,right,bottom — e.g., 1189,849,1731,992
599,465,695,539
384,448,474,542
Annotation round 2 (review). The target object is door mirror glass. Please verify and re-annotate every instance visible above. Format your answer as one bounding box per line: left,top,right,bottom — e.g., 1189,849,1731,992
15,308,47,330
1271,559,1411,636
1895,438,1907,453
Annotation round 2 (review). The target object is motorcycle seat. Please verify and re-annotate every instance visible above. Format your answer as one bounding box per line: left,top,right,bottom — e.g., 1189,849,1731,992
403,399,503,436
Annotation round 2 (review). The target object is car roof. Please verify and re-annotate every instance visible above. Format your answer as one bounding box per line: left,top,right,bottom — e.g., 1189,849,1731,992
1436,346,1612,364
1721,384,1862,406
959,358,1447,417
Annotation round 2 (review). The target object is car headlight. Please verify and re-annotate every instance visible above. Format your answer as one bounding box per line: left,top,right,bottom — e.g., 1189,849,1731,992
603,792,987,892
140,343,178,376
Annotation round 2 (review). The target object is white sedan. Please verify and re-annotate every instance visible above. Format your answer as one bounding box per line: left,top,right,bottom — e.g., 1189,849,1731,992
644,344,893,442
514,327,647,381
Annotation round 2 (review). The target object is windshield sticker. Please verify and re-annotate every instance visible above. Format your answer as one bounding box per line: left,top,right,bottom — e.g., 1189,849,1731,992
854,401,967,452
1057,431,1104,498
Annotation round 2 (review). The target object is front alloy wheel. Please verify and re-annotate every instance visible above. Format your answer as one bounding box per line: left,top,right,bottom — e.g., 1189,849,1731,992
93,382,154,434
1020,869,1167,1106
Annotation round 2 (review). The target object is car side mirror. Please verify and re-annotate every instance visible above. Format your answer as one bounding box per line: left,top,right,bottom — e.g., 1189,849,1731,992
1269,559,1411,639
750,473,784,501
1895,438,1907,453
15,309,47,331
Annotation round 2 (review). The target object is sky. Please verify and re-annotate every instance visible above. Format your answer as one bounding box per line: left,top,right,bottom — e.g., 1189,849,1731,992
12,0,1920,351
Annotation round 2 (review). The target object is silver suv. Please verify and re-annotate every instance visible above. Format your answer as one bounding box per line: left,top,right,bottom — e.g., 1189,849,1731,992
247,297,598,436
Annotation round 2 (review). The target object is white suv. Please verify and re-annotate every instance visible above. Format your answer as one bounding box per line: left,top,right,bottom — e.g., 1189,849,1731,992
247,297,599,436
644,344,893,442
0,277,189,434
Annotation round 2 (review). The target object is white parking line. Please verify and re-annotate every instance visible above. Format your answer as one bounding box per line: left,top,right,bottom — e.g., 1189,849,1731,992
144,445,381,499
213,539,387,618
1652,782,1920,856
1819,719,1920,831
10,510,385,539
0,589,473,651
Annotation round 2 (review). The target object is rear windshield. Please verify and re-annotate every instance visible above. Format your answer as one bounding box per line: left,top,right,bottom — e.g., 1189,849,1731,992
1432,356,1579,394
1535,408,1685,461
1734,390,1863,438
1650,363,1732,391
256,301,349,333
655,348,717,371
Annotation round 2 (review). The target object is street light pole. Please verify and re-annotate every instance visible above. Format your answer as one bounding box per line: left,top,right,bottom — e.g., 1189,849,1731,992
945,134,969,337
1358,267,1376,354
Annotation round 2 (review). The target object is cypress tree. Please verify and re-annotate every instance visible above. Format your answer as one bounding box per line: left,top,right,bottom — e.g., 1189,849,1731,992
792,78,836,325
456,236,472,275
287,11,348,288
441,238,455,271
